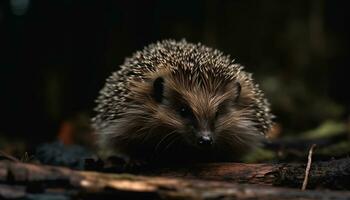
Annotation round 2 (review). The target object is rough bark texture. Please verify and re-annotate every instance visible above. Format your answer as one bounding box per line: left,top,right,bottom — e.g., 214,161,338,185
1,159,350,199
141,158,350,190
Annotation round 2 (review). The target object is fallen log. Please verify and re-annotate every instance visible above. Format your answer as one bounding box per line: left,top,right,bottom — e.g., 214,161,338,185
139,158,350,190
1,160,350,200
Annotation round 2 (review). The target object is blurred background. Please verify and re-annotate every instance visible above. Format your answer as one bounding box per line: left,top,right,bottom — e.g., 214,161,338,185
0,0,349,161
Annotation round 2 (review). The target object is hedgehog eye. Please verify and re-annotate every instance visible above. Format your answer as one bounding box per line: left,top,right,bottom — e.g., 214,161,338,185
153,77,164,103
178,105,194,118
215,103,227,119
215,111,219,119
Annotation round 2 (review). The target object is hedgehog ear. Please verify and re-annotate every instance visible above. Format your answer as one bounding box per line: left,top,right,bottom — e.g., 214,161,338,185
153,77,164,103
233,82,241,103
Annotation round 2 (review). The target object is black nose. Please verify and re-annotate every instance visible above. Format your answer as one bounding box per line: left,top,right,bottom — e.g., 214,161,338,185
198,135,213,146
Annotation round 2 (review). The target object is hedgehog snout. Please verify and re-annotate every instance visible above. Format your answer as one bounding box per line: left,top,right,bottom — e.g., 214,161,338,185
196,130,213,147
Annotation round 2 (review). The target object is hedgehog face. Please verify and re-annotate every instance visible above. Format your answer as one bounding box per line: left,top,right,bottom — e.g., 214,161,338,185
134,71,262,154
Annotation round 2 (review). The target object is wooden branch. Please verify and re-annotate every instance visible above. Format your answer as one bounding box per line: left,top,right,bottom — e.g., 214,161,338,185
1,160,350,200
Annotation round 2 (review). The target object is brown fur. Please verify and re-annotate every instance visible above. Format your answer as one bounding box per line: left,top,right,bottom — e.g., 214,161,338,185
98,68,263,162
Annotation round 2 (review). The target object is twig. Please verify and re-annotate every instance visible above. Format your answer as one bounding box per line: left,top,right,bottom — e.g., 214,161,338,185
302,144,316,190
20,152,35,163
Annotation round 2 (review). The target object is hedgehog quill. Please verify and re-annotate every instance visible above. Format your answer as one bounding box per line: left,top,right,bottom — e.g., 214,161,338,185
92,40,273,164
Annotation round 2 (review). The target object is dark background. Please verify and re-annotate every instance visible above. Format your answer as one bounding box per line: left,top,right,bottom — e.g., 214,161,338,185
0,0,349,153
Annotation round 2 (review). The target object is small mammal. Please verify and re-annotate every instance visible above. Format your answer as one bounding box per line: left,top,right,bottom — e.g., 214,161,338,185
92,40,273,164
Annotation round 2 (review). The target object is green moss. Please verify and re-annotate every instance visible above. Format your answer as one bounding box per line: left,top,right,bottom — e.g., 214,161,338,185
300,120,347,139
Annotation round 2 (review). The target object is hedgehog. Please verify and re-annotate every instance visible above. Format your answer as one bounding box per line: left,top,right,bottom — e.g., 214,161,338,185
92,39,273,164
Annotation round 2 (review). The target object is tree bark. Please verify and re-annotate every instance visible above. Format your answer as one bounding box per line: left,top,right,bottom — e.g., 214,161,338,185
141,158,350,190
